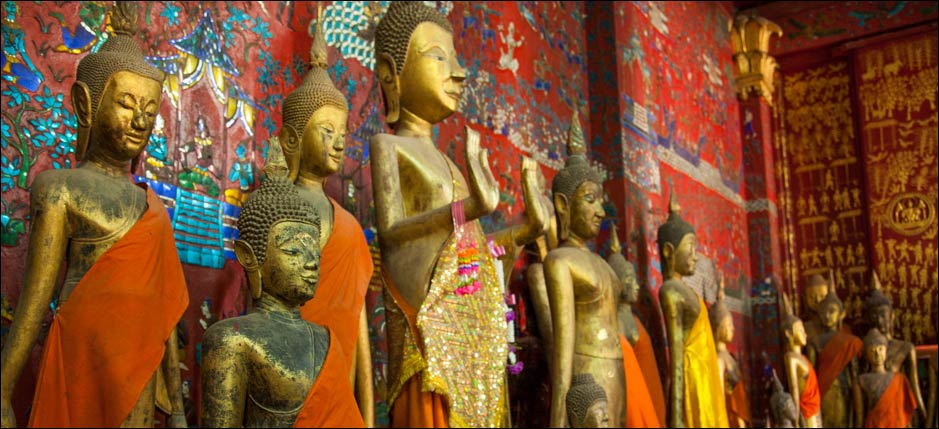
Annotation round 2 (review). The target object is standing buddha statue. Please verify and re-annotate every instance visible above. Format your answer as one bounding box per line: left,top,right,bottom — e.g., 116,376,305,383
608,224,665,427
805,278,863,428
864,272,927,421
657,190,729,427
371,2,507,426
544,111,625,427
0,3,188,427
710,277,750,428
859,328,919,428
200,143,362,427
781,293,822,428
278,8,374,425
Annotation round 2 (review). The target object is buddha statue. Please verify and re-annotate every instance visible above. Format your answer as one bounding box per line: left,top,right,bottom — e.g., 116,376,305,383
371,2,508,426
608,225,666,427
201,142,363,428
781,293,821,428
805,278,862,428
566,373,611,428
859,328,919,428
801,273,830,340
864,272,927,420
278,8,374,425
656,190,729,427
710,277,750,428
0,4,188,428
770,368,799,428
544,112,624,427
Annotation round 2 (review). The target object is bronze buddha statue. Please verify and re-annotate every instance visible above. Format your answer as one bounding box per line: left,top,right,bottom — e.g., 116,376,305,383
858,328,920,428
0,3,187,427
770,368,799,428
566,373,611,428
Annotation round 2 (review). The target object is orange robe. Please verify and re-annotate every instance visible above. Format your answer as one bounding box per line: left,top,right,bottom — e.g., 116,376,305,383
293,328,365,428
817,331,863,397
29,186,188,428
801,365,822,420
634,316,667,425
864,373,917,428
300,198,373,373
620,335,662,428
727,374,751,428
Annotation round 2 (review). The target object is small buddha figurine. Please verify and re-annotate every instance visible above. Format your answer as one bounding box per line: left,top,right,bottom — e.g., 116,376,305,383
657,190,729,427
859,328,919,428
805,279,863,428
566,373,611,428
544,112,625,427
864,272,927,420
278,8,374,425
608,225,666,427
710,277,750,428
802,273,831,340
371,2,508,426
201,142,363,428
781,293,822,428
0,3,188,427
770,368,799,428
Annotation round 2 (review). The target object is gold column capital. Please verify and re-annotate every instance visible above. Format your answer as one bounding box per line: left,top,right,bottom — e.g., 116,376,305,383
730,13,783,105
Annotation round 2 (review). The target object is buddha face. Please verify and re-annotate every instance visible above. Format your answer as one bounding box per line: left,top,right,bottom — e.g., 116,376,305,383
621,271,639,305
581,400,610,428
804,283,829,313
299,105,348,178
717,313,735,343
261,221,321,307
398,21,466,123
819,301,842,329
866,343,887,368
669,233,698,277
568,181,604,240
88,70,162,162
787,320,807,347
870,305,892,336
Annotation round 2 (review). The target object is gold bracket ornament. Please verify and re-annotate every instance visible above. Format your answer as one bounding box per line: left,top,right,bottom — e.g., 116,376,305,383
729,13,782,106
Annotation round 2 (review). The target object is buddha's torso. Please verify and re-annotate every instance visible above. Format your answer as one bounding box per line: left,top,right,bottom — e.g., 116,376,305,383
786,351,813,394
660,278,701,335
808,329,837,357
859,372,893,410
886,338,913,372
295,185,334,248
617,305,640,346
718,349,741,390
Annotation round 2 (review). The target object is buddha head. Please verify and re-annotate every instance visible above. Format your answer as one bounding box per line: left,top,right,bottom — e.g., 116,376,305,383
279,7,349,183
72,2,164,165
608,225,639,305
235,140,322,306
551,111,604,243
863,328,889,369
770,369,798,428
710,279,734,344
656,188,697,280
816,281,844,330
803,273,830,315
865,272,893,337
375,1,466,126
781,293,806,348
566,373,610,428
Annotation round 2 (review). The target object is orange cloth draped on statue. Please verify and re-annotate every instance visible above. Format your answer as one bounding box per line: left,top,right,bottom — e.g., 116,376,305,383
801,365,821,420
634,315,667,425
727,375,751,428
682,295,729,428
300,198,373,374
817,331,863,397
864,373,917,428
293,328,365,428
620,334,662,428
28,186,188,428
390,373,449,428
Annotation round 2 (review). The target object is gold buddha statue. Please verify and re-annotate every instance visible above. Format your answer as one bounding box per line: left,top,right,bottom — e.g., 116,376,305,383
710,278,750,428
657,191,728,427
859,328,920,428
544,112,625,427
781,294,822,428
565,373,611,428
371,2,508,426
864,273,926,421
805,279,862,428
278,8,374,425
801,273,830,340
201,142,363,428
0,3,187,427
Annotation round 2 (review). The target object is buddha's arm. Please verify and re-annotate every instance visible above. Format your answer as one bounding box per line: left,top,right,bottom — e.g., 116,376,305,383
355,307,374,427
0,178,69,428
200,327,247,427
905,348,927,418
545,257,574,427
662,290,686,428
527,263,553,361
849,359,862,427
509,157,549,248
162,328,187,428
785,357,803,429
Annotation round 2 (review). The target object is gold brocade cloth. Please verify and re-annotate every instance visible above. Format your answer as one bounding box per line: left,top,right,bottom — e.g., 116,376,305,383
384,221,507,428
683,294,730,428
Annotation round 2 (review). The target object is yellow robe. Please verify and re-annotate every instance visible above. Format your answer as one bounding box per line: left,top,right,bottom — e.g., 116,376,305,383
682,295,730,428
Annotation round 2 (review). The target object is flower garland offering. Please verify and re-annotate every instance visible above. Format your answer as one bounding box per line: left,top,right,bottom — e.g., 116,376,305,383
452,200,481,296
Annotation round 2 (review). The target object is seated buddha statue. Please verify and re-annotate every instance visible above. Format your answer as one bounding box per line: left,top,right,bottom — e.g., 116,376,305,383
710,278,750,428
859,328,919,428
657,190,728,427
781,294,822,428
277,9,374,425
200,143,362,428
0,3,188,427
371,2,508,426
544,112,625,427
